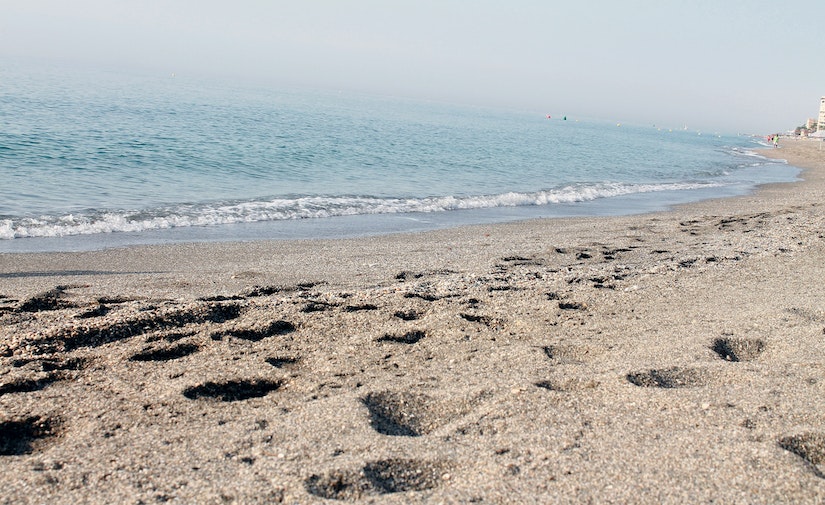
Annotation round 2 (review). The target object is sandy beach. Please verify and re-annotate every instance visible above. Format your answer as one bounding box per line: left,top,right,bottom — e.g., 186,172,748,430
1,138,824,503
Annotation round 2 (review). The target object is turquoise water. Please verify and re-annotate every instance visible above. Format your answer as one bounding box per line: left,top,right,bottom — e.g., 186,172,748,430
0,63,798,252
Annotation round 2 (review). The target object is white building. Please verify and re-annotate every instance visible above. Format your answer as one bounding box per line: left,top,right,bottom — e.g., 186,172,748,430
819,97,825,131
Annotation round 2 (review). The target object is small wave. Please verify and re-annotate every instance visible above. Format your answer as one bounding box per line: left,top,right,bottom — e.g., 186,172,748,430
733,148,776,161
0,182,719,240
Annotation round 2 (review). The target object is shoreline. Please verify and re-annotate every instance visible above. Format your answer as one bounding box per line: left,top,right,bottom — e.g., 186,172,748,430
0,140,811,299
0,137,798,255
1,139,825,503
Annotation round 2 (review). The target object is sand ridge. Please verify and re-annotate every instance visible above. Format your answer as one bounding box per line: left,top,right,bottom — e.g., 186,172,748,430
0,139,825,503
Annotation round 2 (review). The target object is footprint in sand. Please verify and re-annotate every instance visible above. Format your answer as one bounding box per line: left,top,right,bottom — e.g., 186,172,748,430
779,432,825,477
558,301,587,311
403,292,441,302
395,271,425,281
212,319,295,342
265,356,301,369
362,391,440,437
601,247,633,261
0,376,60,396
362,390,484,437
0,416,62,456
301,301,337,313
75,304,111,319
542,343,603,365
535,376,599,392
377,330,426,345
9,356,89,373
129,342,201,362
460,313,505,330
343,303,379,312
16,286,81,312
499,255,543,266
182,379,282,402
711,337,766,362
394,309,421,321
304,458,451,501
626,366,713,388
241,285,284,297
46,301,244,352
1,357,91,396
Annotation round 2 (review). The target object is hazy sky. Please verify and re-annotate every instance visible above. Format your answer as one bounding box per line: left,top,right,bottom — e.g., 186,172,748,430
3,1,823,133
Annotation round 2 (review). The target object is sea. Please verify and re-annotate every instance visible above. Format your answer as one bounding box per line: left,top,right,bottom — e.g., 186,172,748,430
0,62,799,253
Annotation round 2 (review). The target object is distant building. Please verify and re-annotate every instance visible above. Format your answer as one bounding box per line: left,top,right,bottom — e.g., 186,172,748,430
807,118,817,130
819,97,825,131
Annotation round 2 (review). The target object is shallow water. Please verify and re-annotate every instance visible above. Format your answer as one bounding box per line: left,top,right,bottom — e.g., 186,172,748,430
0,62,798,251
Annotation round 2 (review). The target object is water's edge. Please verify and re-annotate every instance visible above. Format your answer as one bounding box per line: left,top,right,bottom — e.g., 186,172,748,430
0,166,800,253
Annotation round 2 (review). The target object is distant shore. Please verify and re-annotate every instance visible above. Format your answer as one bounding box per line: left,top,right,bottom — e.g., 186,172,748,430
1,138,824,503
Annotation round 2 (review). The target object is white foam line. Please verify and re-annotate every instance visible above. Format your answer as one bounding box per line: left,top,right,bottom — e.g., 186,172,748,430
0,181,721,239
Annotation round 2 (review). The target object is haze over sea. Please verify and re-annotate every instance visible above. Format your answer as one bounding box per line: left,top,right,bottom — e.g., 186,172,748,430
0,63,799,252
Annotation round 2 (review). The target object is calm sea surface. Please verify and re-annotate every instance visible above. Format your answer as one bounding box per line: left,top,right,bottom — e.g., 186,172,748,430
0,63,798,252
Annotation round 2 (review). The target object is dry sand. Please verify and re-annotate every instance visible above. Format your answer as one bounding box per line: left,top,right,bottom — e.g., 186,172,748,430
1,139,825,504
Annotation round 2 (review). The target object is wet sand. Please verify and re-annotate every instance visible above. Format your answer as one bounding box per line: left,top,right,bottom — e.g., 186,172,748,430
1,138,824,503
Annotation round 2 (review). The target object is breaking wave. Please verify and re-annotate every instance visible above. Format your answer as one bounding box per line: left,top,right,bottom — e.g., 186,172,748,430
0,181,719,240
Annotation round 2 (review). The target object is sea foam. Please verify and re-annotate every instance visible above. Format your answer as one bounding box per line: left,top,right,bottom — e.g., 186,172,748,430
0,182,721,239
